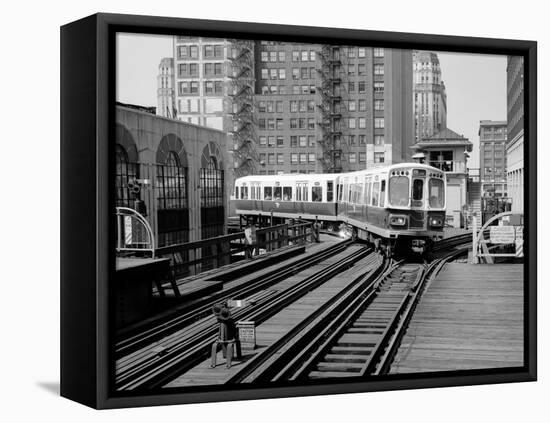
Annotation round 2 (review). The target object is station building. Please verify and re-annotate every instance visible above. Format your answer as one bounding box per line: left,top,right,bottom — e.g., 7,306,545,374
115,104,228,247
410,128,473,228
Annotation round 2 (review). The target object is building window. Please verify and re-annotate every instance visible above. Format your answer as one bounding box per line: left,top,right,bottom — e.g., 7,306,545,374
277,136,284,147
374,99,384,111
290,136,298,148
348,100,356,111
347,47,356,58
308,100,315,112
349,153,357,163
374,64,384,75
270,68,278,79
358,81,366,93
290,101,298,113
359,135,366,145
299,118,306,129
359,152,366,163
261,69,268,79
277,153,284,164
259,118,266,129
310,51,316,61
259,136,267,147
349,135,356,145
261,51,268,62
279,68,286,79
268,136,275,147
268,153,275,165
348,82,355,93
291,153,298,163
358,47,366,58
358,100,367,111
308,118,315,129
308,135,316,147
292,68,300,80
178,45,188,59
301,50,308,61
348,64,355,76
278,51,286,61
358,117,367,129
276,119,284,130
374,48,384,58
374,82,384,92
292,51,300,61
374,118,385,129
300,153,307,163
299,100,307,112
157,151,188,210
276,101,283,113
308,153,316,163
374,152,385,163
270,51,277,62
290,118,297,129
189,45,198,58
299,136,307,147
374,135,385,146
348,118,356,129
115,145,139,208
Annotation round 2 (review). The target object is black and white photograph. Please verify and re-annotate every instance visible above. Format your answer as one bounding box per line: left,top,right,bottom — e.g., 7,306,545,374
112,31,528,394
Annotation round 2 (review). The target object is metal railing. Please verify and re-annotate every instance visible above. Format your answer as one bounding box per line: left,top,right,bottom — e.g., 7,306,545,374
116,207,155,258
155,220,315,278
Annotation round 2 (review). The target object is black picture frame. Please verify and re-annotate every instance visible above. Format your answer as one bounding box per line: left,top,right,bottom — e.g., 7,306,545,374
60,12,537,409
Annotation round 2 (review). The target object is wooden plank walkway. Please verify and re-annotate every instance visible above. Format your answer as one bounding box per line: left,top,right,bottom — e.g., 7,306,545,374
164,248,381,388
390,263,524,374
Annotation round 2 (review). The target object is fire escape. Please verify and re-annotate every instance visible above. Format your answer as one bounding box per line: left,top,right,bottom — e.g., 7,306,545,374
229,40,257,177
317,45,348,173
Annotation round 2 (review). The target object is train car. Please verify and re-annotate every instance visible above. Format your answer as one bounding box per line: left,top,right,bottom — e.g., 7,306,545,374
336,163,446,254
231,163,446,255
232,173,340,225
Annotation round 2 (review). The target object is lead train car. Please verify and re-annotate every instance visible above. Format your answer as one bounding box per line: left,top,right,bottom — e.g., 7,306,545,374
232,163,446,254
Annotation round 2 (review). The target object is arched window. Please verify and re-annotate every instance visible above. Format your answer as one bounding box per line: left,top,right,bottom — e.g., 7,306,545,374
200,156,223,208
156,151,188,210
115,144,138,207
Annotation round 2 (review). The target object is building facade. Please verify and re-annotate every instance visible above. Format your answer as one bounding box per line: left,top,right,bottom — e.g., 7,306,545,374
478,120,507,198
410,128,472,228
506,56,524,213
413,51,447,142
115,105,228,247
159,38,414,179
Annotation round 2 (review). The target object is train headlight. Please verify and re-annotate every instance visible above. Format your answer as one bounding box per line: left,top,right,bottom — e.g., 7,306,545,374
389,215,407,226
429,217,443,227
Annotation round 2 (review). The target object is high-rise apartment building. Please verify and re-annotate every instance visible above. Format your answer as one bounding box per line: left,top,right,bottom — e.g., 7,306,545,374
159,38,414,178
413,51,447,142
506,56,524,213
157,58,176,118
479,120,508,198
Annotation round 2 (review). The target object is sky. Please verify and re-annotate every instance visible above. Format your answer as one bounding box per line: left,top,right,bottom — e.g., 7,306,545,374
116,33,508,169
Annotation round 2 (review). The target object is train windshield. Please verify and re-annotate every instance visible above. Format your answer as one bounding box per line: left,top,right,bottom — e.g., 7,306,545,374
389,176,409,207
412,179,424,200
429,178,445,208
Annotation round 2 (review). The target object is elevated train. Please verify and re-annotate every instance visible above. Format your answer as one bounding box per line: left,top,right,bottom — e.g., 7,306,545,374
232,163,446,255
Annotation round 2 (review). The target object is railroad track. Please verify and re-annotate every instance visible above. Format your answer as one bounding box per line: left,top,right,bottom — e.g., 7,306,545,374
116,239,353,358
115,241,373,391
225,235,472,384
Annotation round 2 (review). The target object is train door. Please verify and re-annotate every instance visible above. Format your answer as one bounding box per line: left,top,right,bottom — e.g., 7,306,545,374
411,172,427,229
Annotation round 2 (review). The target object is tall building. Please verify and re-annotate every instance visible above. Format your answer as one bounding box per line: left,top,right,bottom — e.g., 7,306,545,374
160,38,414,178
479,120,508,198
506,56,524,213
157,58,176,118
413,51,447,142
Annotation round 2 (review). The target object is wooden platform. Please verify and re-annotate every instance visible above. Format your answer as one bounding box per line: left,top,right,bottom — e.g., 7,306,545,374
164,247,380,388
390,263,524,373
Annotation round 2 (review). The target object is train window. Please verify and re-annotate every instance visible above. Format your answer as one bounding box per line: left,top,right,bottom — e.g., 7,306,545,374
379,180,386,207
256,186,261,199
250,186,255,200
412,179,424,201
366,182,372,205
235,186,239,199
312,186,323,202
303,185,309,201
264,186,273,200
327,182,334,202
338,183,343,201
283,187,292,201
429,178,445,208
274,187,282,201
372,182,380,206
296,184,302,201
241,186,248,200
389,176,409,207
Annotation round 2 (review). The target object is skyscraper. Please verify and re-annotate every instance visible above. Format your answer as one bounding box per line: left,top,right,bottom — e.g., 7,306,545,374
506,56,524,213
157,57,176,118
413,51,447,142
479,120,508,198
159,38,414,178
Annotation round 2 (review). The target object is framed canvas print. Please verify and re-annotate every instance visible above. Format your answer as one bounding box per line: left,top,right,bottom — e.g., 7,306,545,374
60,13,537,409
